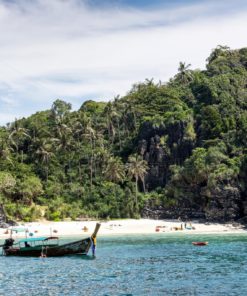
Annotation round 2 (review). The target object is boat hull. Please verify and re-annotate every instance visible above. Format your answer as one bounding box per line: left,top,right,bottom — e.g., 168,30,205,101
4,238,92,257
192,242,208,246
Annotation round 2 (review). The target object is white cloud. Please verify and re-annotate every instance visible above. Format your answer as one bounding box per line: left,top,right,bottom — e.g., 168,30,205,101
0,96,16,107
0,0,247,125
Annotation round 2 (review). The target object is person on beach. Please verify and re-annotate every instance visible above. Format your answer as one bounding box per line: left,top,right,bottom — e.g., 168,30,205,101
83,226,88,232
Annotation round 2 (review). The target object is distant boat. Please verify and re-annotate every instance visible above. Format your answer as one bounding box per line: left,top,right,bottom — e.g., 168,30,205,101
1,223,100,257
192,241,208,246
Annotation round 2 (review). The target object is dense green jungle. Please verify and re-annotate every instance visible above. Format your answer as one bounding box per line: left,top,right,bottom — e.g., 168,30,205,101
0,46,247,223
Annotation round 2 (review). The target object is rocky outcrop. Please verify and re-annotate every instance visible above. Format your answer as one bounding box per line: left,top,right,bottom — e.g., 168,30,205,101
142,183,246,223
0,204,17,228
138,135,168,190
137,122,169,190
137,120,194,191
204,185,242,222
138,120,246,224
0,204,8,228
142,201,205,221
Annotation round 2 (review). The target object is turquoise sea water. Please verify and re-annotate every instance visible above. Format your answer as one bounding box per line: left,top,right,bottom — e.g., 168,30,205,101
0,234,247,296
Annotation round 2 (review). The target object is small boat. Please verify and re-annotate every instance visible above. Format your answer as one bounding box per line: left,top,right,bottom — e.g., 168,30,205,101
192,241,208,246
1,223,100,257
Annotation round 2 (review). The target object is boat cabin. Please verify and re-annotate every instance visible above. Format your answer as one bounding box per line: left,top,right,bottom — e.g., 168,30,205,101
17,237,59,250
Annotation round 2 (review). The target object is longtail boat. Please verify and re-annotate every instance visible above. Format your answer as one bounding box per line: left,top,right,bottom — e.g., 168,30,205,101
1,223,100,257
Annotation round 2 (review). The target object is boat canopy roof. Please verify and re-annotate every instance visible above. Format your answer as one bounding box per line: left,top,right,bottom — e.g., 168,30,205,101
19,237,59,243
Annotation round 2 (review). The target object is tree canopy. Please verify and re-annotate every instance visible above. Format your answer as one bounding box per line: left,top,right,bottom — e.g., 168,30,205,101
1,46,247,222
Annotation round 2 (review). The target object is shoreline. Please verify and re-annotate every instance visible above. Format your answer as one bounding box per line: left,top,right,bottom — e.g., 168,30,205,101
0,219,246,239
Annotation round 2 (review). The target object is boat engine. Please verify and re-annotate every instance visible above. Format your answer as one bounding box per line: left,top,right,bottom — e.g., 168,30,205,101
3,238,14,250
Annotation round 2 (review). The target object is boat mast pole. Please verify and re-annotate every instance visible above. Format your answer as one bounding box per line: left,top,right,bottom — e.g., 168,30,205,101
90,223,101,257
91,223,101,238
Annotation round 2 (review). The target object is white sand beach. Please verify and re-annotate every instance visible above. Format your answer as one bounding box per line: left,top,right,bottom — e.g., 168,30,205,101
0,219,246,239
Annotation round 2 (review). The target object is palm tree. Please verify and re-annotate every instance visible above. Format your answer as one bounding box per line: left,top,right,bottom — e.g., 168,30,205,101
104,156,126,205
73,113,102,189
177,62,193,84
54,122,75,180
55,123,73,151
8,119,30,162
104,102,118,144
73,120,85,181
117,101,129,138
104,156,125,184
0,138,13,164
126,154,148,207
35,140,54,181
122,102,138,133
83,119,96,192
112,97,123,149
72,113,91,170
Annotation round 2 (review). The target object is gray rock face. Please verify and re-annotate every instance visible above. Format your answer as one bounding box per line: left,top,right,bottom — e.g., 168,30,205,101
0,204,18,228
137,122,169,190
137,121,194,191
243,200,247,217
142,183,246,223
0,204,6,223
205,185,242,222
138,120,247,224
142,200,205,221
0,204,8,228
138,135,167,190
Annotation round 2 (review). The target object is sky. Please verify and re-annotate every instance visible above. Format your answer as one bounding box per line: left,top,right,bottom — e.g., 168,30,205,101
0,0,247,125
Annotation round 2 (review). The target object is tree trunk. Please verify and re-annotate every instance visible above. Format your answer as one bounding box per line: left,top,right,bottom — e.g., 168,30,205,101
142,177,146,194
117,120,122,150
90,156,93,192
46,166,49,182
135,176,138,209
78,161,82,182
90,135,94,192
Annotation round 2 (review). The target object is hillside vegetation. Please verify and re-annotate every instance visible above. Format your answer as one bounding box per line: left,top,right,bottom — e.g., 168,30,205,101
0,46,247,222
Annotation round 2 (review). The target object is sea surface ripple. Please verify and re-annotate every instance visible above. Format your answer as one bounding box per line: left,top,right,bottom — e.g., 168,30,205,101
0,234,247,296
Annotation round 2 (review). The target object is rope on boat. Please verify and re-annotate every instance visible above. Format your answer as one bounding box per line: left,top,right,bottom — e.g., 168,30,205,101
40,245,47,258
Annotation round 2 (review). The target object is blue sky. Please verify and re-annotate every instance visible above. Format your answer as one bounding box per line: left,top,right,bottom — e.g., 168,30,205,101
0,0,247,125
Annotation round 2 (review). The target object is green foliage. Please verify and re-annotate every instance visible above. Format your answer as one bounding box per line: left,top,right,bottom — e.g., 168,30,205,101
4,202,43,222
0,172,16,194
16,176,43,204
0,46,247,221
